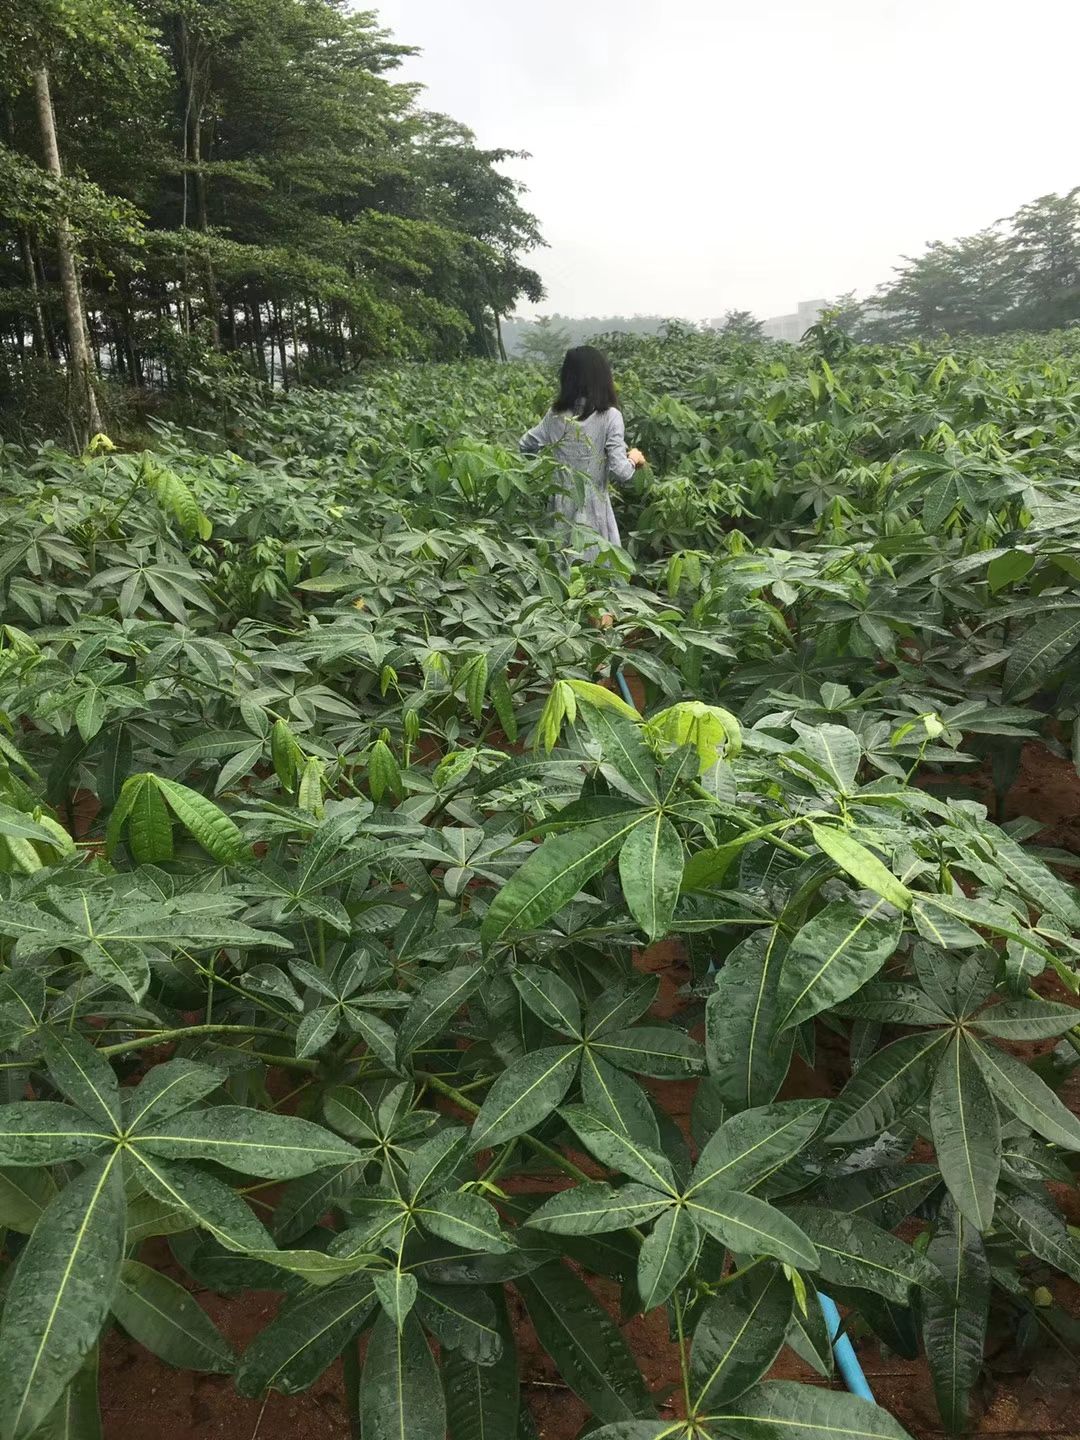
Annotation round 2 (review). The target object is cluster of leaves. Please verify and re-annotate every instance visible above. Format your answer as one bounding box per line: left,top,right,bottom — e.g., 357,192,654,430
0,329,1079,1438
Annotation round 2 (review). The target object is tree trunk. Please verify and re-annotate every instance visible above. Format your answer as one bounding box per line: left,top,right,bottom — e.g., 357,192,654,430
34,67,102,441
274,300,289,390
494,310,507,362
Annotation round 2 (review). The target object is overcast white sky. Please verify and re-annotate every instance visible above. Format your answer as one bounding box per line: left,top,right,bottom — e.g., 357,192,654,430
372,0,1080,322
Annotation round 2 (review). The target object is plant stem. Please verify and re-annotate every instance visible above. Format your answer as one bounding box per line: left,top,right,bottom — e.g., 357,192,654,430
673,1288,693,1420
98,1022,290,1057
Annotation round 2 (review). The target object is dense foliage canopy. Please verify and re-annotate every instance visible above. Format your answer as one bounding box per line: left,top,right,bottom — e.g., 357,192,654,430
0,0,543,441
0,325,1079,1438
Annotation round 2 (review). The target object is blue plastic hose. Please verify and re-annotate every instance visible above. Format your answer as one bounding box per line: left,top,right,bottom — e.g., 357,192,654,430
818,1291,875,1402
614,665,636,709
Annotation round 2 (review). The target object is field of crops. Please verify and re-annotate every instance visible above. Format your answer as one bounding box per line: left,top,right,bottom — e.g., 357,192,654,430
2,324,1080,1440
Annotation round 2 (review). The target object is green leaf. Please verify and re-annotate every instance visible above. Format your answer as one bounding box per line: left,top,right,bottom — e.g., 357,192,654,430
374,1270,418,1330
688,1101,827,1197
122,1059,225,1131
690,1264,793,1409
415,1283,502,1365
996,1189,1080,1285
969,1039,1080,1150
126,776,173,864
407,1128,470,1201
295,1004,340,1059
972,997,1080,1040
0,1154,125,1440
235,1277,377,1397
923,1205,989,1433
32,1348,101,1440
785,1207,939,1303
469,1045,579,1150
591,1025,704,1079
686,1187,818,1268
1003,608,1080,699
274,1163,369,1244
444,1289,519,1439
0,1166,56,1233
619,812,683,941
517,1261,654,1423
559,1105,677,1192
706,929,793,1111
136,1106,362,1177
0,1103,110,1167
710,1380,915,1439
828,1031,946,1144
526,1183,672,1236
397,964,487,1062
580,1052,661,1149
576,698,659,802
359,1312,445,1440
154,777,248,863
636,1204,699,1311
815,1165,942,1230
777,902,901,1033
482,814,646,948
809,824,912,910
113,1260,235,1374
132,1151,274,1253
510,965,582,1038
416,1189,512,1252
792,723,862,793
39,1030,120,1131
932,1035,1003,1228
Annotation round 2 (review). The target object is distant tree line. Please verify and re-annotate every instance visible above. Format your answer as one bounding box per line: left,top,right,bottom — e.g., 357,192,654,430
828,189,1080,342
0,0,544,442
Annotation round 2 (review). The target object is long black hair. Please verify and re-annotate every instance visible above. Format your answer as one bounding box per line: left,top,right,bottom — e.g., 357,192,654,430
553,345,618,420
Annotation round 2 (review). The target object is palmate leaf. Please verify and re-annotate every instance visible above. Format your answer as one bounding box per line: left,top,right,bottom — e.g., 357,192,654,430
0,1103,111,1167
685,1187,818,1269
827,1030,945,1145
374,1270,418,1330
776,901,901,1033
510,964,583,1037
923,1204,989,1434
705,929,792,1111
444,1288,519,1440
636,1204,699,1311
929,1037,1001,1230
580,1051,661,1149
808,823,912,910
40,1030,121,1131
969,1038,1080,1150
416,1189,512,1252
575,698,659,803
134,1106,362,1177
517,1261,654,1424
121,1059,225,1132
785,1206,939,1304
0,1154,125,1440
688,1101,827,1196
996,1189,1080,1285
481,811,647,948
559,1105,678,1192
415,1283,501,1366
618,811,683,941
131,1151,276,1252
526,1183,672,1236
112,1260,235,1374
971,997,1080,1040
690,1264,793,1409
707,1380,915,1438
590,1025,704,1079
396,963,487,1062
469,1045,579,1150
33,1348,101,1440
235,1277,377,1397
359,1311,445,1440
1002,607,1080,699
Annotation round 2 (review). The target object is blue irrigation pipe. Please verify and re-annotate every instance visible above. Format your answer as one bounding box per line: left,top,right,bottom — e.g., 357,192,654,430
613,664,636,710
612,659,878,1411
818,1291,876,1403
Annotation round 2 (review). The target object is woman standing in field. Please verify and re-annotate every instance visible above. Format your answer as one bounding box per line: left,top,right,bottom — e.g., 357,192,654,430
519,345,646,559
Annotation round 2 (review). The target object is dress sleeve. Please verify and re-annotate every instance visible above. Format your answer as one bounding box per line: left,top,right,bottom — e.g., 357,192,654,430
605,409,637,485
519,410,555,454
